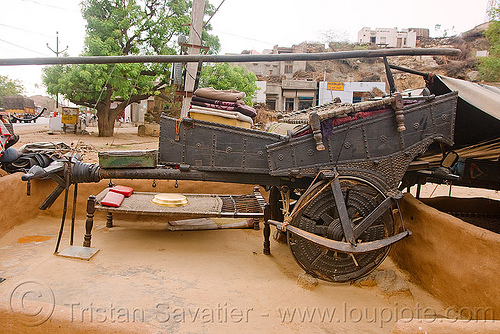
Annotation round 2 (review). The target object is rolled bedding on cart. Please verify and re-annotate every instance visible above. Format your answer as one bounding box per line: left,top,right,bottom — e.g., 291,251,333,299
189,87,257,128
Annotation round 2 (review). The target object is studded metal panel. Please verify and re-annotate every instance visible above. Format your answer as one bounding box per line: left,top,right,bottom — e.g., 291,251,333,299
159,116,284,174
268,92,458,191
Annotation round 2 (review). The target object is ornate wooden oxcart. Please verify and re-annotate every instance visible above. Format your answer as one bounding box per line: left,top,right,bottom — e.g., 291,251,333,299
13,48,461,282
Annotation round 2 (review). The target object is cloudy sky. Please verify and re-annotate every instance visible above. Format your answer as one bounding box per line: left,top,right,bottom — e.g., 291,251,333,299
0,0,490,96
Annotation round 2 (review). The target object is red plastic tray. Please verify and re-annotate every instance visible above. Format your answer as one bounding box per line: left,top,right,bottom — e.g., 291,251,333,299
101,191,125,207
109,185,134,197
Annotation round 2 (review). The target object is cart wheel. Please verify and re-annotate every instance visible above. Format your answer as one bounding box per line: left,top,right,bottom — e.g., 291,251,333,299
288,177,395,282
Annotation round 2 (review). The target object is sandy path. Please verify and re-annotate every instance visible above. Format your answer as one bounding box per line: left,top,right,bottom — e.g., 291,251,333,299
0,212,446,333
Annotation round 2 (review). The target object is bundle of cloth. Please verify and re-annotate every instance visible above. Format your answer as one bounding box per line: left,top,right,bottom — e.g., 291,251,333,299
190,87,257,128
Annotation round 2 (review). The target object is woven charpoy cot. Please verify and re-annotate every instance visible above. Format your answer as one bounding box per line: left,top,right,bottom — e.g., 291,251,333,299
91,187,266,229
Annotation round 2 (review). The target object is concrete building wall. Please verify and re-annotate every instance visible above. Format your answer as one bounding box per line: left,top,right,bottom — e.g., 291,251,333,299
243,62,280,76
281,80,317,111
319,81,386,104
409,27,430,39
236,43,309,80
358,27,417,47
253,81,267,104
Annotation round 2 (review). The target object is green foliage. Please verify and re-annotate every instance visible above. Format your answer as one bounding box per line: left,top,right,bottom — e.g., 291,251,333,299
42,0,220,136
0,75,24,106
479,7,500,81
199,63,258,105
478,56,500,81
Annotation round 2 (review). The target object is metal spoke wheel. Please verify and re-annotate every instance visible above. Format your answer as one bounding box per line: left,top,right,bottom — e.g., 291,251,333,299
288,177,395,282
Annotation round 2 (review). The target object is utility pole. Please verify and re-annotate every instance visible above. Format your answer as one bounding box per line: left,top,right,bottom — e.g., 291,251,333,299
180,0,206,118
47,31,68,109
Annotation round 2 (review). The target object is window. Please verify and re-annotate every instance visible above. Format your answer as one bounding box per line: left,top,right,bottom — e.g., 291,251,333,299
285,98,294,111
266,99,276,110
284,65,293,74
298,97,313,110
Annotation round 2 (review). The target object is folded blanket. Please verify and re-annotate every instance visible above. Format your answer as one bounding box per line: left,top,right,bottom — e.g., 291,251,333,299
236,104,257,118
192,95,238,107
191,100,236,111
194,87,245,102
192,97,257,118
190,106,253,125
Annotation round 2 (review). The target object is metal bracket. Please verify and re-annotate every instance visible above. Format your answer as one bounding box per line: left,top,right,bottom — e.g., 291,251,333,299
330,176,356,244
268,219,411,254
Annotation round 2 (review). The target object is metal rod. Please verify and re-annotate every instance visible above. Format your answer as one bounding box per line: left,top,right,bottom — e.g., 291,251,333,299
0,48,460,66
70,183,78,246
389,63,431,78
383,56,397,94
98,167,312,188
54,167,70,253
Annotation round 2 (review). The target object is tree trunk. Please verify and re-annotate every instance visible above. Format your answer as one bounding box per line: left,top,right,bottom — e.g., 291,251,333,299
94,86,145,137
97,113,115,137
97,104,124,137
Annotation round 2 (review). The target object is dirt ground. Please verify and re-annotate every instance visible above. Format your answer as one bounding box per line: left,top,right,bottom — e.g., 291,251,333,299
0,121,498,333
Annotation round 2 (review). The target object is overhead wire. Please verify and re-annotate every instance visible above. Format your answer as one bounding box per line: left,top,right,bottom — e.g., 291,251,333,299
0,23,54,39
0,38,50,56
18,0,80,12
204,0,225,28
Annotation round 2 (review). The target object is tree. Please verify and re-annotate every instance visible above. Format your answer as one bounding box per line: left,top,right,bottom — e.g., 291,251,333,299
479,5,500,81
43,0,220,136
199,63,258,105
0,75,24,107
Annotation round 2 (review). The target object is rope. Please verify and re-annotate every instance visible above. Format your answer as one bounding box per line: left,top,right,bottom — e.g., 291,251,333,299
283,171,339,224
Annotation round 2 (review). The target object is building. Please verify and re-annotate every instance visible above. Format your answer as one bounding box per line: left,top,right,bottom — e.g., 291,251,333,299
254,80,386,111
408,28,430,40
318,81,387,105
358,27,417,48
236,43,309,80
264,80,318,111
124,101,146,123
239,43,388,111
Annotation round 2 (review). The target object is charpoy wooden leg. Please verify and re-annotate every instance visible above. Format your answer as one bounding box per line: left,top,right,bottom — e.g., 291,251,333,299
263,204,271,255
106,212,113,228
83,195,96,247
253,218,260,230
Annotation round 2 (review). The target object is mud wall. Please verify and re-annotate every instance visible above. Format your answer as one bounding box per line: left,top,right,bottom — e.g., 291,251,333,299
391,194,500,319
0,173,257,239
0,174,51,238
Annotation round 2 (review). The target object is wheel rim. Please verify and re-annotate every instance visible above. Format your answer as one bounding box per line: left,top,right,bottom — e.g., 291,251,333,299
288,177,395,282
